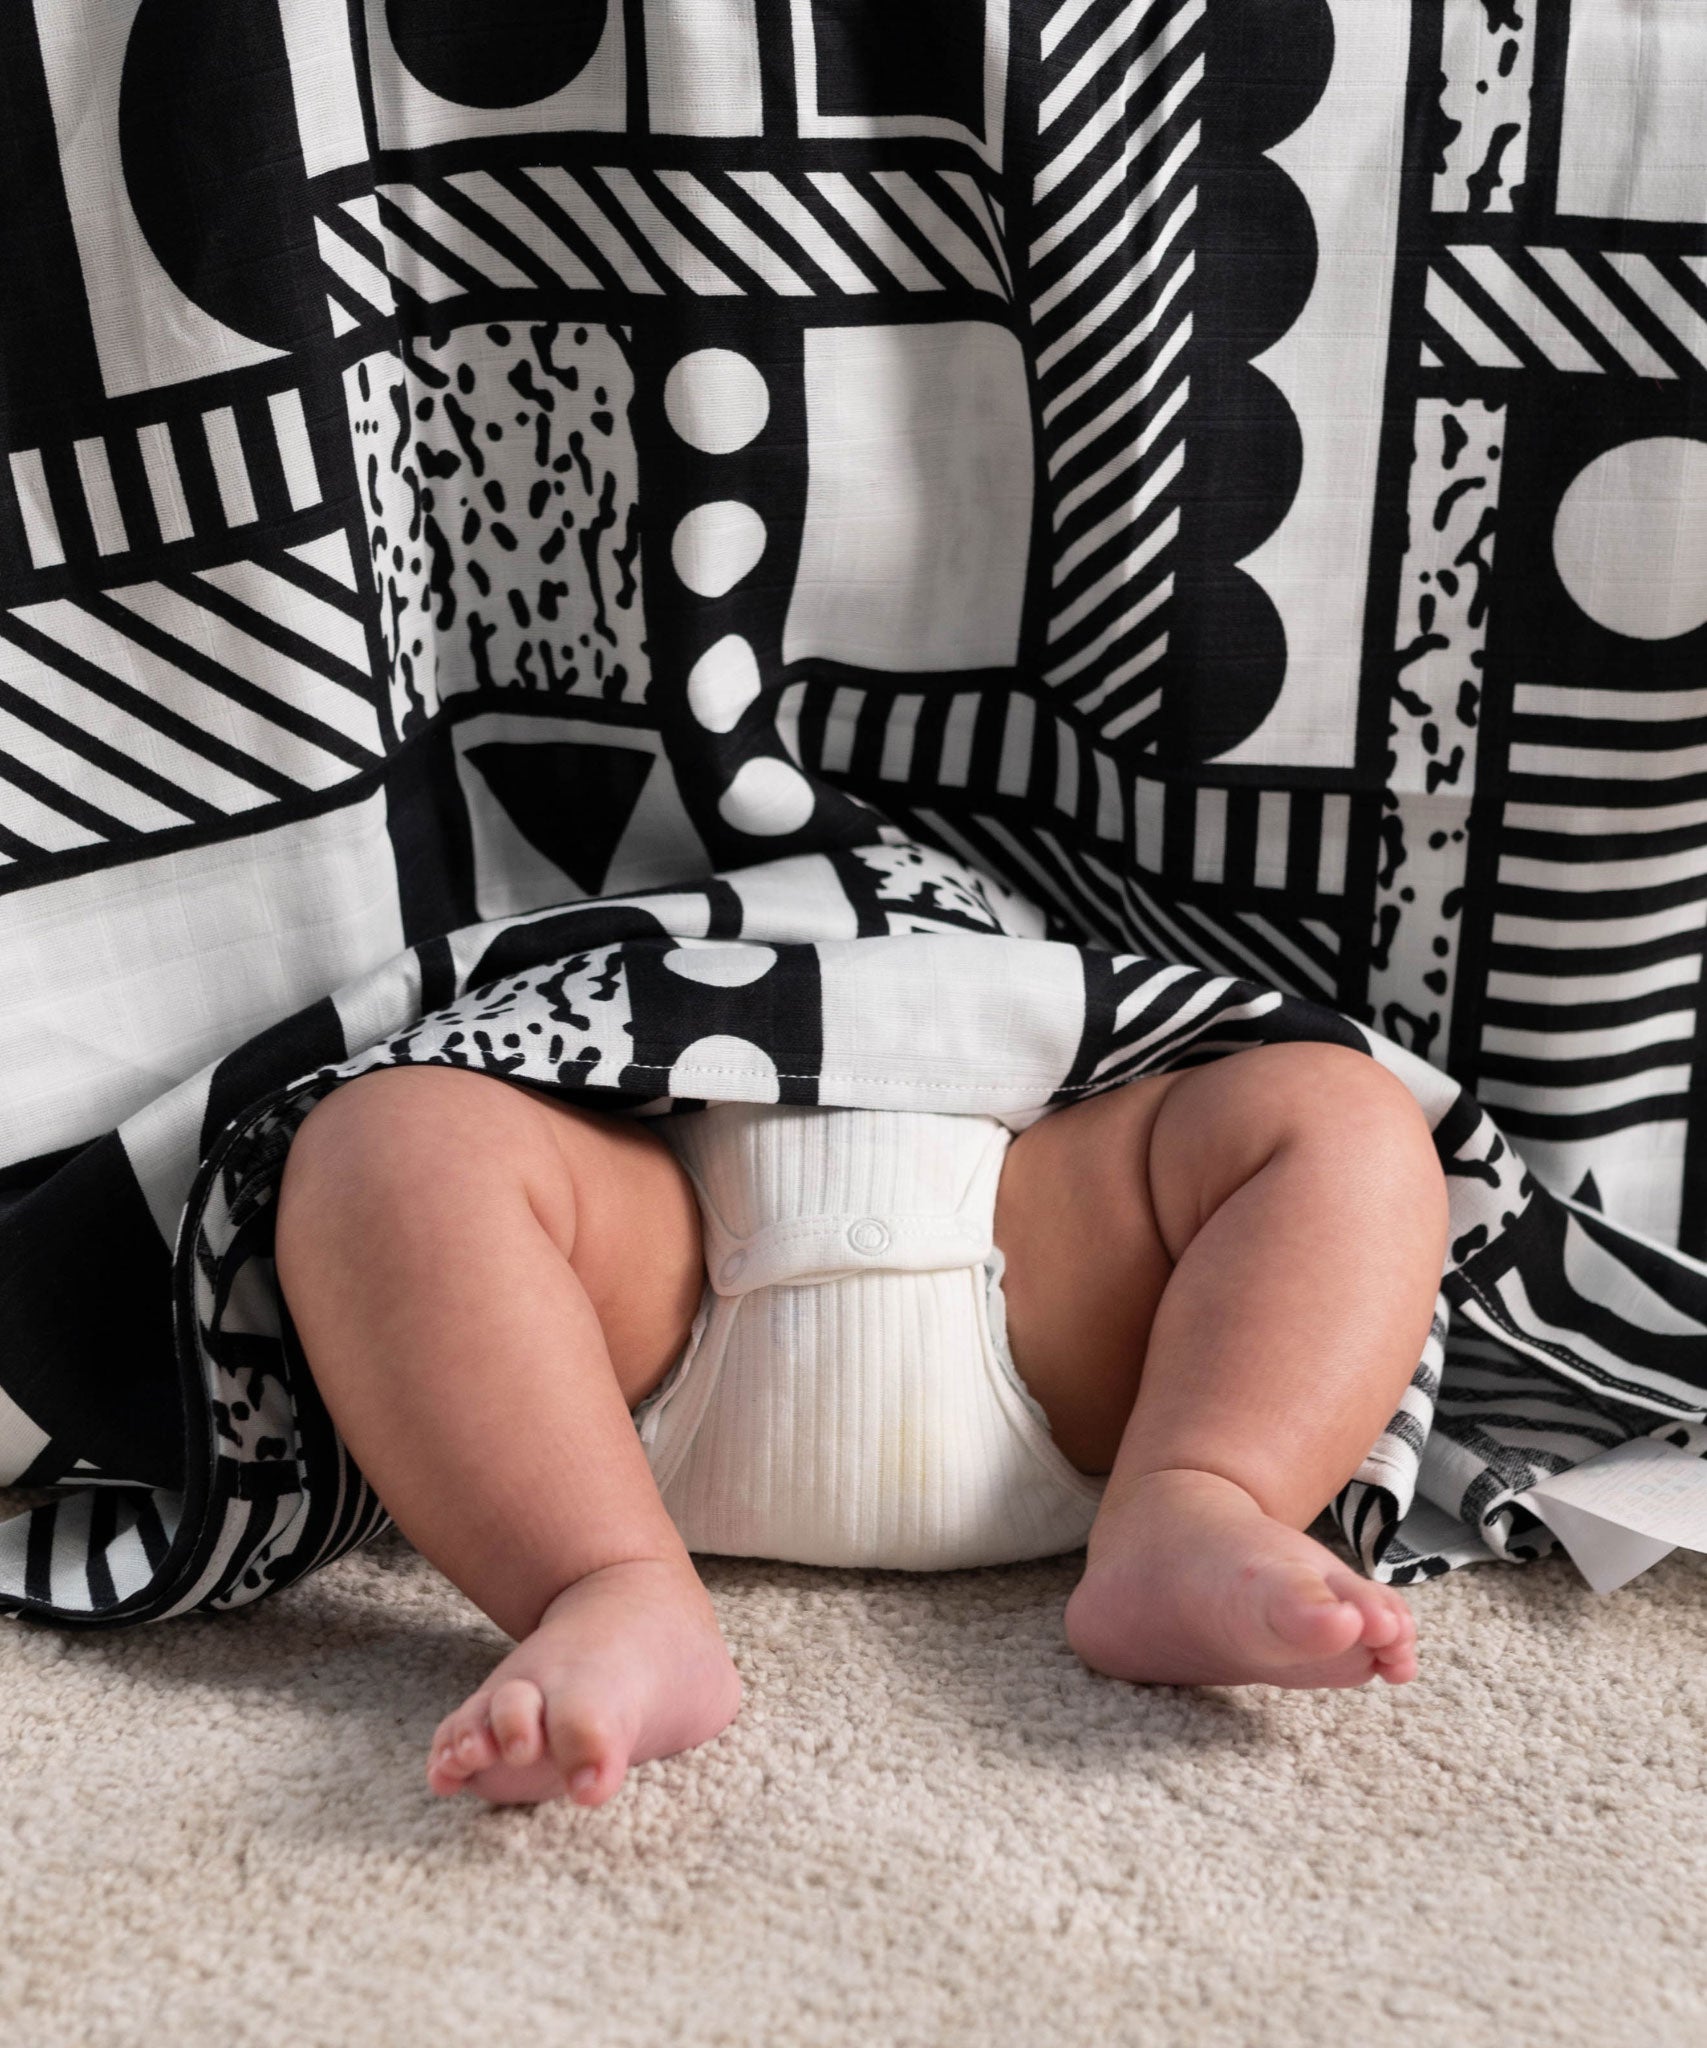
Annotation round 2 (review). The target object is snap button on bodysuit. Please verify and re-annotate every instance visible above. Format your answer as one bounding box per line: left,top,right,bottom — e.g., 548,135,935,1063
847,1217,891,1256
720,1251,748,1284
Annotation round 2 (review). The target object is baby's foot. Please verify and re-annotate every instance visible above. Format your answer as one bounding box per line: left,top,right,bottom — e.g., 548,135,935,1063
426,1557,742,1806
1063,1467,1418,1690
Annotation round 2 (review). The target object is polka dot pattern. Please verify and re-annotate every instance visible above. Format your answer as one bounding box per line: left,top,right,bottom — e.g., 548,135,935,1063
717,756,817,836
663,349,771,453
672,501,766,597
661,943,779,987
669,1033,780,1103
687,634,763,732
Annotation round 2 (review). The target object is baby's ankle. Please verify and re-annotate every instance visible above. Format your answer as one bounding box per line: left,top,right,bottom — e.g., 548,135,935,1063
1096,1462,1260,1521
535,1552,708,1631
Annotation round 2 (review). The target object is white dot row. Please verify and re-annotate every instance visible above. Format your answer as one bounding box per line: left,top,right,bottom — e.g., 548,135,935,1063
662,348,816,835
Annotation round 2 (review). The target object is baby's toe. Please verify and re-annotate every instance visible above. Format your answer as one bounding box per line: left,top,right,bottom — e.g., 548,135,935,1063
1374,1612,1419,1685
487,1678,549,1769
543,1701,631,1807
1323,1567,1407,1651
427,1702,497,1793
1260,1563,1365,1660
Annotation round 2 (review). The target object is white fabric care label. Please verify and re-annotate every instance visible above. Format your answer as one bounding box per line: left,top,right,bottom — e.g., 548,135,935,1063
1515,1437,1707,1594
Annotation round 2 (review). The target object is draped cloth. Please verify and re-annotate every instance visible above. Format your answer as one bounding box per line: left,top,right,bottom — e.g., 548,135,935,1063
2,0,1706,1624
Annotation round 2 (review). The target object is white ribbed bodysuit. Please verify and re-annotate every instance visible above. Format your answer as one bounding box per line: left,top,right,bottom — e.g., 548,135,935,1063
632,1102,1107,1572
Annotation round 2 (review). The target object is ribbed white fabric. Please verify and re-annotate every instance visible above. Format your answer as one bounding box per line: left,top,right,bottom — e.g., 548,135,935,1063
636,1103,1106,1571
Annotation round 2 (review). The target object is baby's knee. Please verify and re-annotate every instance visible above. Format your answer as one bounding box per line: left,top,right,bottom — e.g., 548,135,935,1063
1251,1042,1446,1216
279,1066,550,1241
1160,1041,1446,1233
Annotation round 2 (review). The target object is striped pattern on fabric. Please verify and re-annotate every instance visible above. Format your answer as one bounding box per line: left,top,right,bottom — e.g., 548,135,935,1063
314,166,1013,328
1477,684,1707,1166
5,387,323,573
0,541,379,871
1425,247,1707,379
1027,0,1203,743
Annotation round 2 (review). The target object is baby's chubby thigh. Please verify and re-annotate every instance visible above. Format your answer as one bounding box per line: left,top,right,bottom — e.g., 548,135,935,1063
990,1043,1447,1485
990,1074,1185,1479
498,1084,711,1412
284,1065,709,1416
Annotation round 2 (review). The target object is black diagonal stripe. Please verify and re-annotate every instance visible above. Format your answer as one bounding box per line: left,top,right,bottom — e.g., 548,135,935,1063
1044,829,1126,926
921,170,1010,293
1222,912,1336,1003
701,172,855,296
0,727,168,840
1436,250,1559,372
1662,251,1707,327
1504,247,1649,377
1039,233,1192,411
1419,297,1493,375
318,208,398,305
846,172,985,296
263,542,368,621
1030,87,1200,306
80,589,377,773
1087,678,1163,742
1047,566,1174,683
1033,0,1203,237
1577,249,1707,380
625,167,775,293
784,172,928,293
952,808,1122,946
1031,179,1196,363
1051,443,1184,608
1272,912,1339,979
1052,449,1180,586
167,565,373,690
372,187,494,297
1113,870,1184,967
423,171,581,291
0,662,230,821
490,166,650,296
323,272,379,332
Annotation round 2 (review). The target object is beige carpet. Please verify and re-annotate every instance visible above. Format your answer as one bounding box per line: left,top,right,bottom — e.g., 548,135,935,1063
2,1494,1703,2048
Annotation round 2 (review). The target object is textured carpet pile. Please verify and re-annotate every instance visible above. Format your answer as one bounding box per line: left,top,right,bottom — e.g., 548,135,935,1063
2,1497,1703,2048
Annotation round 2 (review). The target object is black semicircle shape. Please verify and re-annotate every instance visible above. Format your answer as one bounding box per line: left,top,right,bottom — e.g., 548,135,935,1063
118,0,320,353
384,0,609,109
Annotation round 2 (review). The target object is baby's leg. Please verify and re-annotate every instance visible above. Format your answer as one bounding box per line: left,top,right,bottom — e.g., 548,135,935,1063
273,1066,738,1805
992,1043,1448,1689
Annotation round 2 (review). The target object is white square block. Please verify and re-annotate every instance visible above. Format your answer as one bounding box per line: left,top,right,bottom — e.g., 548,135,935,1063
784,321,1033,675
0,790,403,1166
1559,1,1707,223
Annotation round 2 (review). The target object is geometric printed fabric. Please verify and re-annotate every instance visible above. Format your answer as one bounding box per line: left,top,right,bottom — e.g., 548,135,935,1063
2,0,1706,1624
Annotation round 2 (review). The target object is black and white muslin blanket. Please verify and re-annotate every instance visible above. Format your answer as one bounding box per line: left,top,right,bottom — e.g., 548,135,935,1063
3,0,1707,1626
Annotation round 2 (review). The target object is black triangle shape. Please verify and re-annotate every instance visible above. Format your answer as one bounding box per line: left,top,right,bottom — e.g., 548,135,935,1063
1572,1170,1604,1212
465,740,653,897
